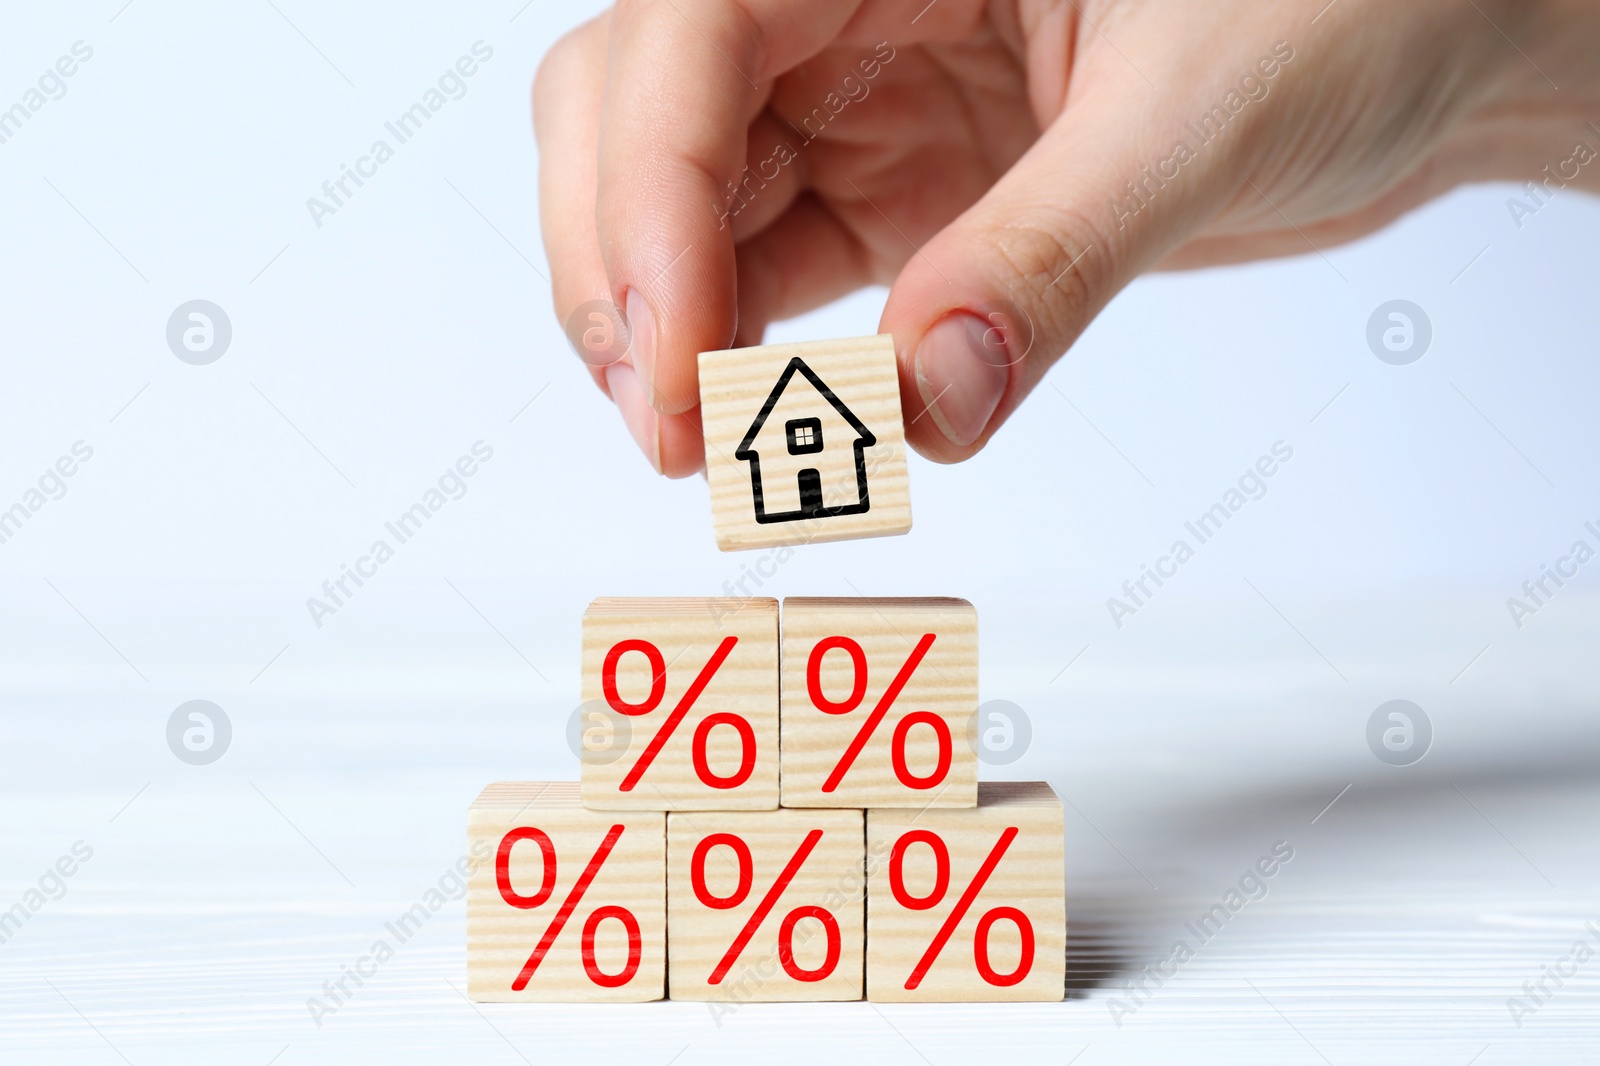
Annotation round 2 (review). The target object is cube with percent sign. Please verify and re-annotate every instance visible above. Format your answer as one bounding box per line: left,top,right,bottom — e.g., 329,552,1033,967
581,598,779,810
667,808,865,1002
781,597,978,808
467,782,665,1002
866,781,1065,1002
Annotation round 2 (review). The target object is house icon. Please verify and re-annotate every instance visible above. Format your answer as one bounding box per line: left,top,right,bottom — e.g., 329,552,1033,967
735,357,875,524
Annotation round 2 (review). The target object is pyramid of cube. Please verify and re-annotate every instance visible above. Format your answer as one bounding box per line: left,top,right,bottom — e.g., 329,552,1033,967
465,596,1067,1003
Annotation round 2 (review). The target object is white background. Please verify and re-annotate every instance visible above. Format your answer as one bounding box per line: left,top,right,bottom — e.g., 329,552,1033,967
2,1,1598,1063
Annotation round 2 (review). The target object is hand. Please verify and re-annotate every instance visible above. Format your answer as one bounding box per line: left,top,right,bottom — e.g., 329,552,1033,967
536,0,1600,476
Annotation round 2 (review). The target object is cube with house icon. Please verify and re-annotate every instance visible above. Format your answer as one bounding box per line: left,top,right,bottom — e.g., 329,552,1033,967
699,335,913,551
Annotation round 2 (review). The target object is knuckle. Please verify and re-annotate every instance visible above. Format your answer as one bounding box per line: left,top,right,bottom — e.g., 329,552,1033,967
532,17,605,125
987,205,1117,342
617,0,767,78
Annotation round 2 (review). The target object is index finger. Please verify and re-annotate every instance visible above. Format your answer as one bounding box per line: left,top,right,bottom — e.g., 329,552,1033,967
595,0,864,416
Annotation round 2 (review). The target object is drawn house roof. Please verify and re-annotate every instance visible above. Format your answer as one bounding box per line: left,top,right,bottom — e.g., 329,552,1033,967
734,357,875,459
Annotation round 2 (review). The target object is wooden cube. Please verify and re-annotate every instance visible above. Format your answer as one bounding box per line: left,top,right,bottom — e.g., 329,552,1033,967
781,597,977,808
667,808,864,1002
699,335,912,552
866,781,1065,1002
466,782,665,1002
581,598,778,810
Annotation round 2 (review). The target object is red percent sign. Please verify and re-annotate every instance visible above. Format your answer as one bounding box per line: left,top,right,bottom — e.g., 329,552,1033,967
691,829,840,985
496,825,641,990
889,826,1034,990
603,636,753,791
808,632,949,792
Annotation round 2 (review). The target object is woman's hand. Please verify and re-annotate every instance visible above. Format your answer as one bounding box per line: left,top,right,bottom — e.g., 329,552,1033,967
536,0,1600,476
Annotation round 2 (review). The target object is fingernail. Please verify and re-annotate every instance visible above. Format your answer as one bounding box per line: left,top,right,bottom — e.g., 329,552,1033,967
624,288,658,407
604,362,661,473
913,312,1009,447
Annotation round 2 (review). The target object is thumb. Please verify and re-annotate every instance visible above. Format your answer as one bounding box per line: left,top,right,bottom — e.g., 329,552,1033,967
882,100,1221,462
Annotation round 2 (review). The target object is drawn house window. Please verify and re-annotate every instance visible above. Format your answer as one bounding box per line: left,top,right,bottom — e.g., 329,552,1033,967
786,418,823,455
735,357,875,525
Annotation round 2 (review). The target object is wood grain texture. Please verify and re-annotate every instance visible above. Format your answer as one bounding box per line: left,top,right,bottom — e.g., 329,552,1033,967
466,783,665,1002
699,335,911,552
667,808,865,1002
867,781,1065,1002
781,597,978,809
581,598,779,810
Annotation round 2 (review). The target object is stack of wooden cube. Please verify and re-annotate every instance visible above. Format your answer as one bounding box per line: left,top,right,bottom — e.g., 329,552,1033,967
466,596,1065,1003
